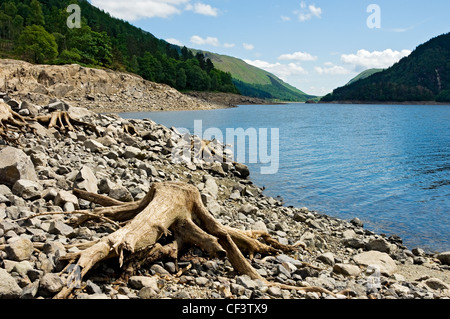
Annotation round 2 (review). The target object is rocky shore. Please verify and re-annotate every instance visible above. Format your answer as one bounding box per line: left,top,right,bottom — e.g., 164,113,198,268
0,59,229,113
0,96,449,300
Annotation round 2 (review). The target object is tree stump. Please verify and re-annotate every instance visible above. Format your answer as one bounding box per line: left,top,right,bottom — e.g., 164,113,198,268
50,181,336,299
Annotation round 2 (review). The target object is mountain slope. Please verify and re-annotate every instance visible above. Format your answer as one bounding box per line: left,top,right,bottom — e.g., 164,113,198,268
193,50,316,102
321,32,450,103
346,68,384,86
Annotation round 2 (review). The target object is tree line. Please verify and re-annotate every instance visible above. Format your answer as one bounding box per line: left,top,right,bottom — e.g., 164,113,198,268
321,32,450,103
0,0,239,94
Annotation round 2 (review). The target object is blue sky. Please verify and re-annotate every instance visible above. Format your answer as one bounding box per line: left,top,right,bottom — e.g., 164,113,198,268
89,0,450,96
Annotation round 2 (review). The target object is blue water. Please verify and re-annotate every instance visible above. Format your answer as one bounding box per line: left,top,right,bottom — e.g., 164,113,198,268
121,103,450,252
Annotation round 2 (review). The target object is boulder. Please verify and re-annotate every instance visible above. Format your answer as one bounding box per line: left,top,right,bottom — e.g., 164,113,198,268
74,165,98,194
38,273,65,297
333,263,361,277
0,269,22,299
5,237,34,261
436,252,450,265
234,163,250,178
353,251,397,276
12,179,43,200
0,147,38,187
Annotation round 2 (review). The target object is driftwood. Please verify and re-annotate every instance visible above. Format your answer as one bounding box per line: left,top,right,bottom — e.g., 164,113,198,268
33,181,338,299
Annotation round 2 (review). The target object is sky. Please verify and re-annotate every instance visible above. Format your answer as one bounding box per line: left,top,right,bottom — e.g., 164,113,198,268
88,0,450,96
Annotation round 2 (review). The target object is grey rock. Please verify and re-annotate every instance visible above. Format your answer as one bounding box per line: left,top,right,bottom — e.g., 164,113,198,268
366,238,392,253
84,139,107,153
350,217,364,227
195,277,209,286
12,179,42,200
74,165,98,194
0,268,22,299
109,185,133,202
436,252,450,265
86,280,103,294
0,147,38,187
38,273,65,297
239,203,258,215
236,275,258,290
317,252,335,266
54,190,79,210
353,251,397,276
150,264,170,275
333,263,361,277
424,278,450,291
138,287,158,299
129,276,159,290
5,237,33,261
341,237,366,249
48,220,75,237
234,163,250,178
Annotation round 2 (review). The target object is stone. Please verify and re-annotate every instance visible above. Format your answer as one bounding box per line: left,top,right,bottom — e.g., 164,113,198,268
0,147,38,187
5,238,33,261
0,268,22,299
195,277,209,286
424,278,450,291
267,286,283,298
234,163,250,178
239,203,258,215
109,185,134,202
436,252,450,265
203,176,218,198
12,179,42,200
84,139,107,153
353,251,397,276
38,273,65,297
236,275,258,290
317,252,335,266
74,165,98,194
350,217,364,227
128,276,159,291
122,146,144,159
366,238,392,253
341,237,365,249
54,190,79,210
333,263,361,277
48,220,75,237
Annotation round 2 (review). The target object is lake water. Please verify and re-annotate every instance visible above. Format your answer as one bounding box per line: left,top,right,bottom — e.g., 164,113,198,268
120,103,450,253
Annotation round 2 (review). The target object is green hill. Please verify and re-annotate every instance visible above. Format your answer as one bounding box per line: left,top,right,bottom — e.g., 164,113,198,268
192,50,316,102
0,0,238,95
346,68,384,86
321,32,450,103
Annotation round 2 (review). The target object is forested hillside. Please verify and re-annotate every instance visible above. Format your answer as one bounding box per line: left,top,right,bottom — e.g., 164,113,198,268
0,0,239,94
321,32,450,103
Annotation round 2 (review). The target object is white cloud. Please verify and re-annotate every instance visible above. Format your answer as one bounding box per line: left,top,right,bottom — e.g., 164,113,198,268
243,43,255,51
190,35,220,47
315,65,351,75
223,43,236,48
278,51,317,61
91,0,190,21
185,2,219,16
165,38,183,46
341,49,412,71
244,59,308,81
296,2,322,22
281,15,291,22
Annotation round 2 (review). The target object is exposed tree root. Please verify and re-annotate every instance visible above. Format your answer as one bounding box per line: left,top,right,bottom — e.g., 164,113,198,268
0,102,29,142
21,181,338,299
0,102,99,143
